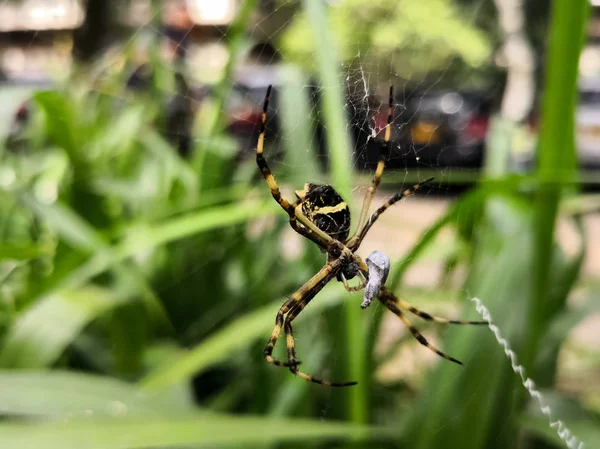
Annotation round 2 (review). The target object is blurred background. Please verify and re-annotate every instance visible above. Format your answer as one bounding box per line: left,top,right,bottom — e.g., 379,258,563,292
0,0,599,448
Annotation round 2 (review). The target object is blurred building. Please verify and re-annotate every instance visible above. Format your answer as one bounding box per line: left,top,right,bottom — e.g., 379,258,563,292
0,0,279,83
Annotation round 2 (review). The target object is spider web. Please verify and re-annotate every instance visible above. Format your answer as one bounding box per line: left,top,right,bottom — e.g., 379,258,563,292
0,0,498,392
60,0,495,294
4,0,593,442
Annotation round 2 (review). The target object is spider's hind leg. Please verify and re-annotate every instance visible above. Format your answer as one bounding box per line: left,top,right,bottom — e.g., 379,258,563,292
264,300,302,368
380,287,486,325
283,310,357,387
379,289,464,365
264,260,343,375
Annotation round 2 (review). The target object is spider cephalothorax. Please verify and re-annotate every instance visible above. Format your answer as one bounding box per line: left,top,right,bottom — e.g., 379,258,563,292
256,84,486,386
295,183,351,242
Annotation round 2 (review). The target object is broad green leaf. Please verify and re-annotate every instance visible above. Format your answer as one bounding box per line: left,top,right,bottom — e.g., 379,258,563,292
410,196,536,449
0,286,125,368
0,413,384,449
0,371,193,418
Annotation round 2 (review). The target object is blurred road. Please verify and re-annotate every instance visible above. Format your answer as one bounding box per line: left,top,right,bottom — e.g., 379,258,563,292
351,189,600,384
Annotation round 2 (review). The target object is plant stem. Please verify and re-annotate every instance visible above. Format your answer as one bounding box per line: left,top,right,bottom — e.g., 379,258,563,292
302,0,367,424
530,0,589,369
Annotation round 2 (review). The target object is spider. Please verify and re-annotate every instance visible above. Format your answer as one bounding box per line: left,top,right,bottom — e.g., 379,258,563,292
257,85,486,386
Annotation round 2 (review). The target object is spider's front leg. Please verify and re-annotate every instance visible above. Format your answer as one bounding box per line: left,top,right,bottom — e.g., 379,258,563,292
256,86,335,251
350,178,435,251
255,85,294,214
335,249,368,293
352,86,395,239
345,86,435,252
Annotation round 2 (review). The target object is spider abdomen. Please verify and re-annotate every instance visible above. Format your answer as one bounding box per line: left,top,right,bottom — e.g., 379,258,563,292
296,183,351,242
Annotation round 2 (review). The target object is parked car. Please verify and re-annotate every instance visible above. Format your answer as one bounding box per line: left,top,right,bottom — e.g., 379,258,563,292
354,88,495,170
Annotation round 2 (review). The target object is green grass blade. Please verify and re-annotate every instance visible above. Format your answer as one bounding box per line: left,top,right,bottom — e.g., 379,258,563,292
116,199,276,258
280,67,321,184
33,91,80,164
302,0,364,424
19,194,105,252
410,197,535,449
138,128,199,194
0,243,52,260
388,178,520,289
530,0,589,369
302,0,352,196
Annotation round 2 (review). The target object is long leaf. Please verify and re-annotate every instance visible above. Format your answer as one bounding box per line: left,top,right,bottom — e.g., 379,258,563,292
302,0,363,424
530,0,589,370
0,413,385,449
0,371,193,418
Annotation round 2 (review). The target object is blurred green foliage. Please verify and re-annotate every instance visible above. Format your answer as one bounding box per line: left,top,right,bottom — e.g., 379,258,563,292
0,1,599,448
281,0,491,80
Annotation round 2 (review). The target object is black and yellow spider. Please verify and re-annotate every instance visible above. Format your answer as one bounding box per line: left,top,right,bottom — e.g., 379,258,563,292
258,86,485,386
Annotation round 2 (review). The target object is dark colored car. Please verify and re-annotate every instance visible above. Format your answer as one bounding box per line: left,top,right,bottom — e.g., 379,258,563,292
354,89,495,170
